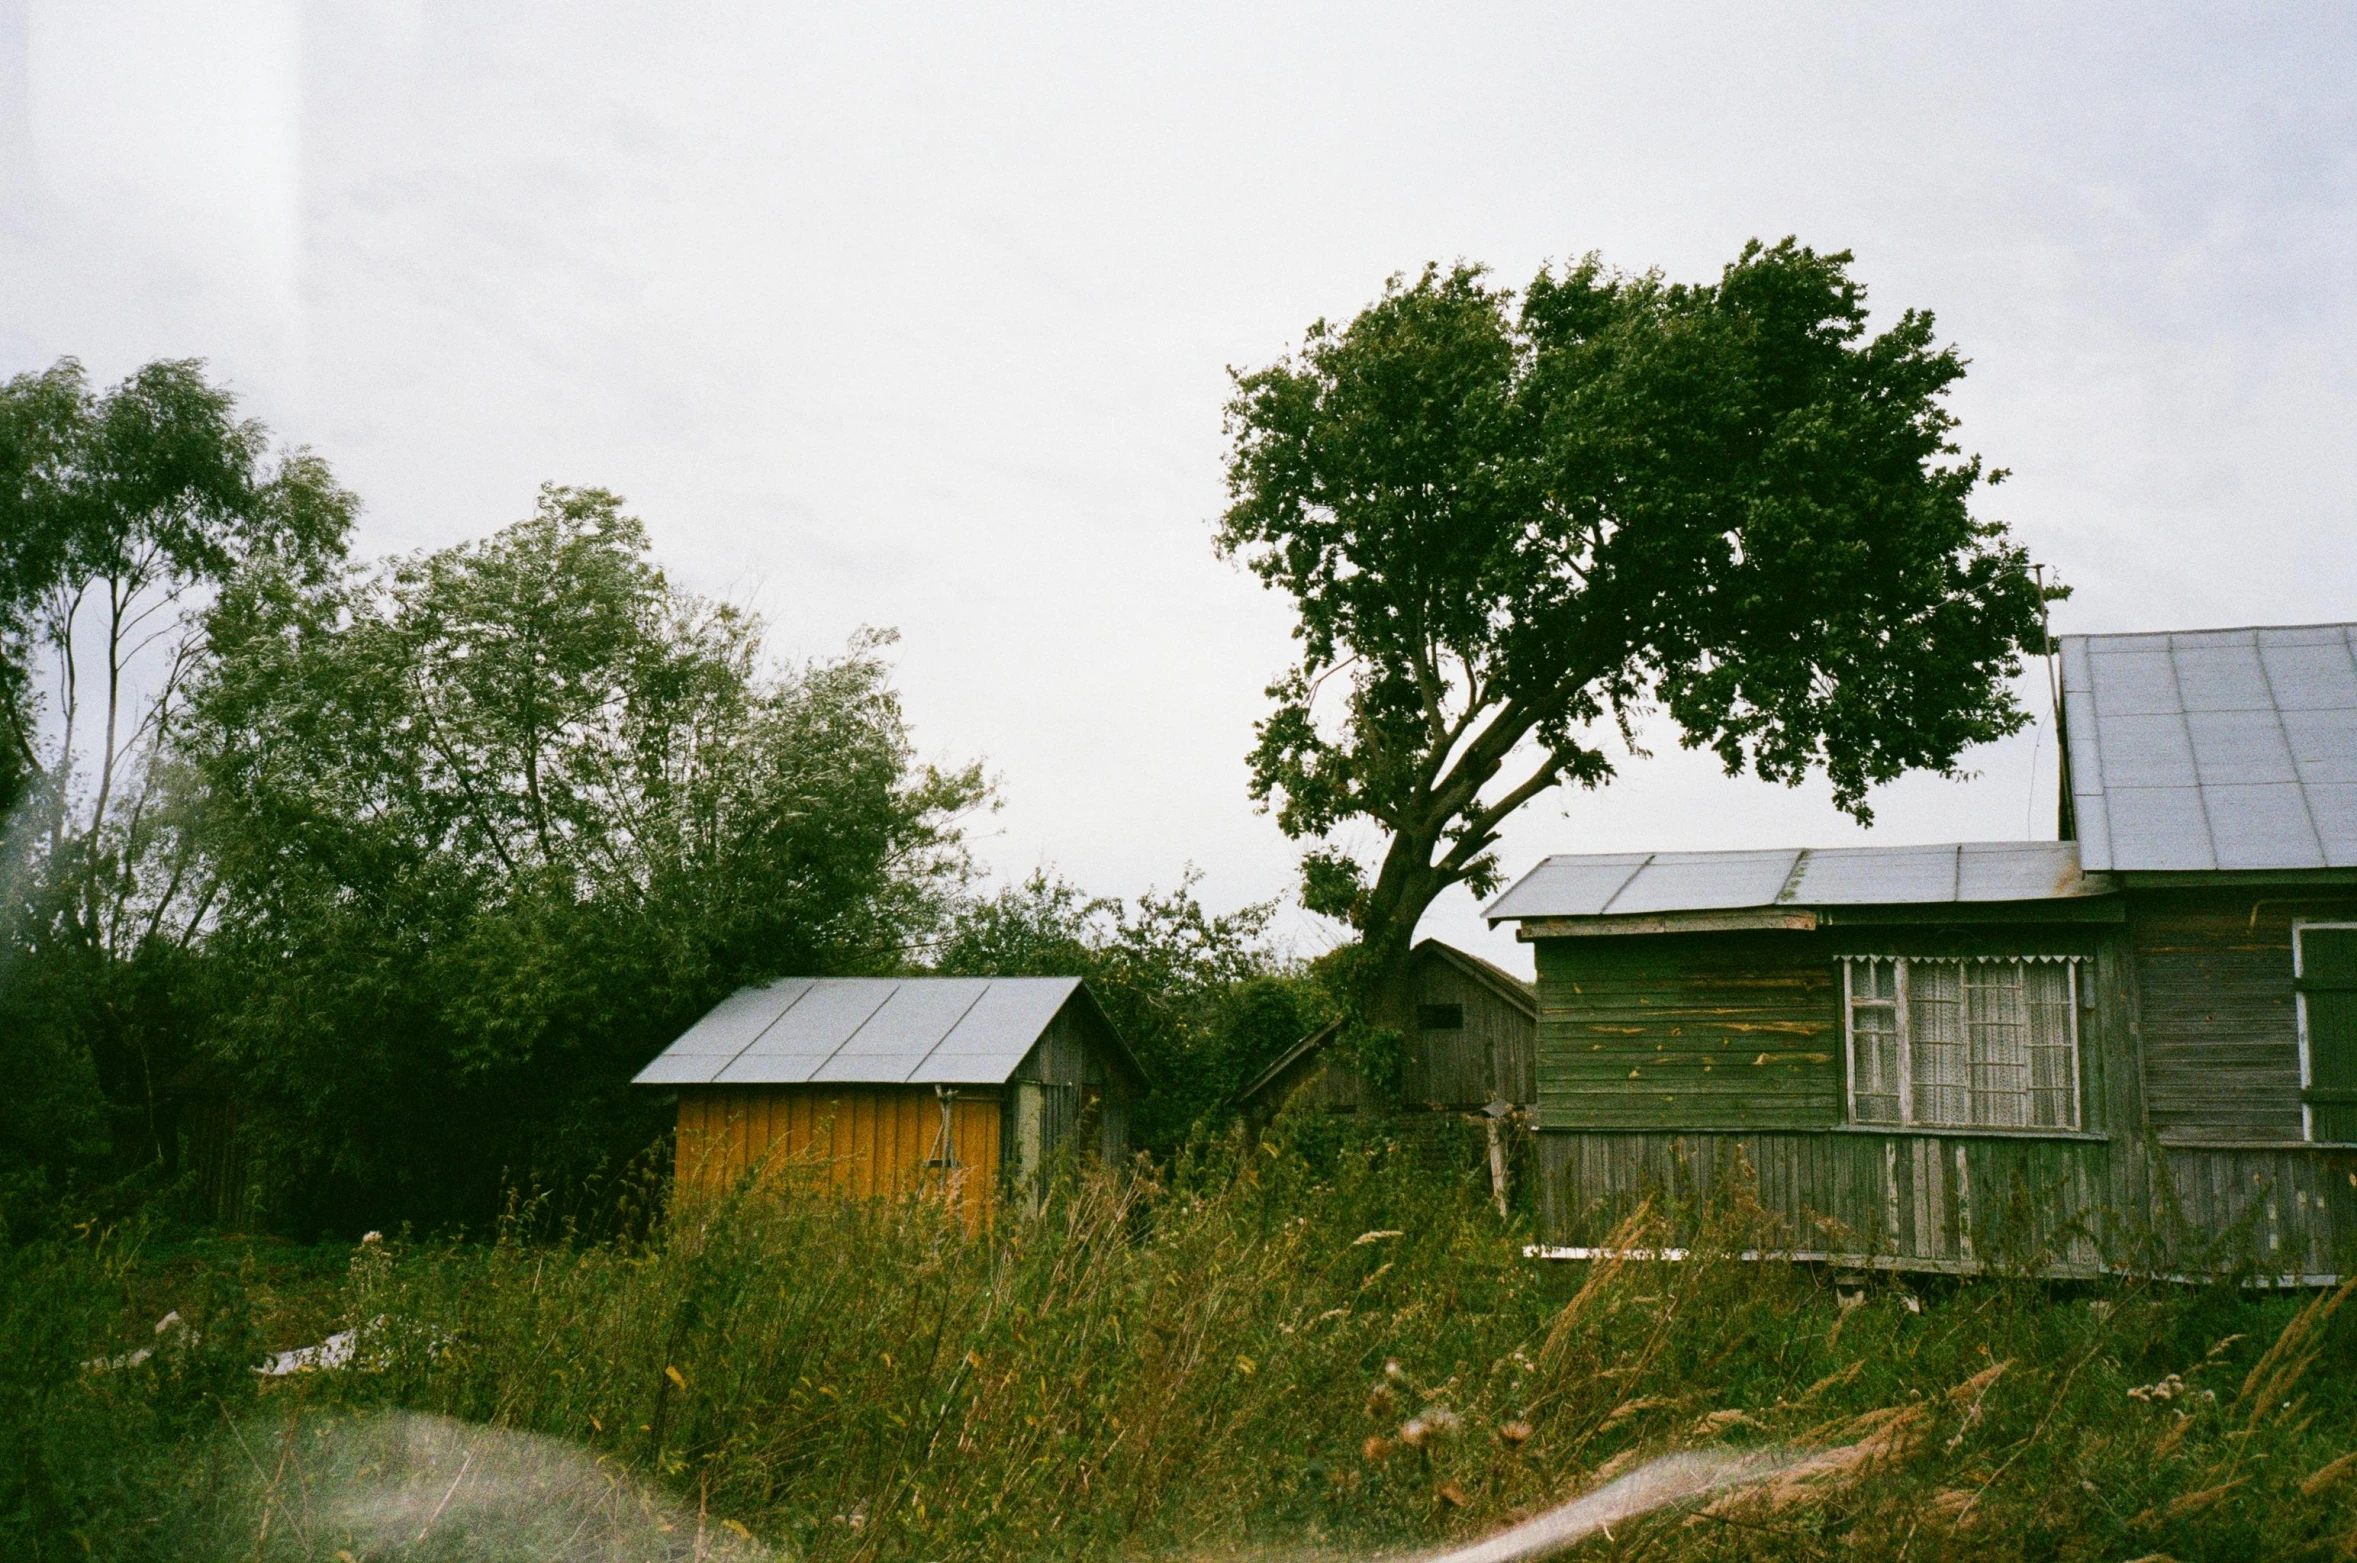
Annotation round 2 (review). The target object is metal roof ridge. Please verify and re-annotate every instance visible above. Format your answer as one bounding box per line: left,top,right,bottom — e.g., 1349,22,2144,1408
2164,637,2223,871
719,979,815,1080
898,980,996,1084
1772,849,1811,905
1595,853,1654,915
803,978,901,1082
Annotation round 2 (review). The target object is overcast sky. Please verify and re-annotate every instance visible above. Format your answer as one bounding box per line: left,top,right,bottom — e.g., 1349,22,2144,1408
4,2,2353,974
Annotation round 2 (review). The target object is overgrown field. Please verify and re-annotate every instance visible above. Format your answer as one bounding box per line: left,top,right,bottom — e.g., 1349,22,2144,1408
8,1126,2357,1561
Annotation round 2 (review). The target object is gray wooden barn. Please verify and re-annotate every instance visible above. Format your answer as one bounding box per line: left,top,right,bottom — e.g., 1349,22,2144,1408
1234,938,1537,1121
1483,622,2357,1281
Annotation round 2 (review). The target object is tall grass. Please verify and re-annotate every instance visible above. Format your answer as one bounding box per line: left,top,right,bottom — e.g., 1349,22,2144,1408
9,1121,2357,1560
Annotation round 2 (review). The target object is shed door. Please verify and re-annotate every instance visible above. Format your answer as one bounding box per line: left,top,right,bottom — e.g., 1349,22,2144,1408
2299,926,2357,1143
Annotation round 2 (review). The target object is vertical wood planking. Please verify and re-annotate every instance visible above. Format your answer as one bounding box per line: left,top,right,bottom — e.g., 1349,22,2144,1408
667,1085,1012,1227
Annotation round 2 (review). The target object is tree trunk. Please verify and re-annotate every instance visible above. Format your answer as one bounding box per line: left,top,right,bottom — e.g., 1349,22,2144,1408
1355,830,1452,1079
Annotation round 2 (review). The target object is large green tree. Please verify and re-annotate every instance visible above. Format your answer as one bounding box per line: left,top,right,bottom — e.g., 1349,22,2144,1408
1218,241,2053,1040
0,357,351,1198
182,487,982,1230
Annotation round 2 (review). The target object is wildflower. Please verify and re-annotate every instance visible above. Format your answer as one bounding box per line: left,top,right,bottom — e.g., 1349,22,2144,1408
1366,1382,1398,1418
1497,1419,1533,1446
1398,1407,1458,1447
1363,1435,1393,1461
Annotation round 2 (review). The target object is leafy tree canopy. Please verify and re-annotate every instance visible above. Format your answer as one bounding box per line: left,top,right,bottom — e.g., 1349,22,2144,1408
1218,240,2055,1022
0,356,351,825
181,487,983,1230
934,870,1324,1151
0,357,351,1212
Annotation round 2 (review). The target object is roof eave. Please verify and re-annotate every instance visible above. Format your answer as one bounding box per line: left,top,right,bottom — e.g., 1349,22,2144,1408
1505,891,2129,939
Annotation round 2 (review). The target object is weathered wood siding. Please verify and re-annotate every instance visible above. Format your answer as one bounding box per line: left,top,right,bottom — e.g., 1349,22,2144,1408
1250,1026,1366,1116
1535,1130,2114,1272
675,1085,1005,1228
1241,944,1536,1121
2133,889,2357,1143
1534,932,1845,1131
1400,955,1537,1109
1530,898,2357,1277
1009,1000,1135,1163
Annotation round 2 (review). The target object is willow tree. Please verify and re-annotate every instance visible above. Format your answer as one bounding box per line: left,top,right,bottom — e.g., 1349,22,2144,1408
1217,239,2053,1050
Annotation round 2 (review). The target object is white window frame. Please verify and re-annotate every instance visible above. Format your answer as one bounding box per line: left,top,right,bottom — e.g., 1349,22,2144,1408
1839,955,2085,1131
2292,921,2357,1145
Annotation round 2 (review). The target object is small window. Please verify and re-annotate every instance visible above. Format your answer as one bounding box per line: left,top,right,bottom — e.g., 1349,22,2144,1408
1417,1003,1465,1031
2294,924,2357,1144
1841,957,2081,1130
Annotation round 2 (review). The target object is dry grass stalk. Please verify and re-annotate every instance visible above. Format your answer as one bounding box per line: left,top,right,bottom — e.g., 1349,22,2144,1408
2302,1450,2357,1497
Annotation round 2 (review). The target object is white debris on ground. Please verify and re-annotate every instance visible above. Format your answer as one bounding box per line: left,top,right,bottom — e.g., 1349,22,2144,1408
85,1310,409,1376
81,1309,195,1372
255,1317,383,1376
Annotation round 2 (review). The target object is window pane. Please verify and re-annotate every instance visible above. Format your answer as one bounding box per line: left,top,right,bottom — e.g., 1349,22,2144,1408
2026,962,2078,1128
1846,960,1901,1123
1964,962,2030,1128
1909,961,1969,1125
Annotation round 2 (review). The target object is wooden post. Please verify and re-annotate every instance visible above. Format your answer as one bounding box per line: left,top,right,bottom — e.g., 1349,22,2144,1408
1483,1098,1512,1218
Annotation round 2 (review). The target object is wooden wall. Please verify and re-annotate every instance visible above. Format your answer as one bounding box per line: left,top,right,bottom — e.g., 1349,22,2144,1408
1529,901,2357,1279
1533,932,1845,1131
1242,945,1535,1120
675,1085,1005,1228
1400,954,1538,1110
1250,1025,1365,1116
1008,1000,1134,1163
2133,888,2357,1144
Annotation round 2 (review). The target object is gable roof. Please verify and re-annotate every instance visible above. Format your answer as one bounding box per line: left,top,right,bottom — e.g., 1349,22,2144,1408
1484,840,2104,925
634,976,1138,1089
1415,937,1537,1016
1230,939,1533,1107
2061,623,2357,872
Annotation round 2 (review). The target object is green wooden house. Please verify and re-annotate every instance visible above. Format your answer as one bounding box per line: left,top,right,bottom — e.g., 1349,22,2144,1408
1483,623,2357,1281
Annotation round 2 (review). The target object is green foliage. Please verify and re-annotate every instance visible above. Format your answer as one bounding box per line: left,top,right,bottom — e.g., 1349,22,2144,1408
177,487,984,1232
12,1155,2357,1561
1218,242,2058,1001
934,870,1327,1149
0,357,354,1221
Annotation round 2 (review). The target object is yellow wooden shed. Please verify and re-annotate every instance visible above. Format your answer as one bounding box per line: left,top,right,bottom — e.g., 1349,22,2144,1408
634,976,1142,1226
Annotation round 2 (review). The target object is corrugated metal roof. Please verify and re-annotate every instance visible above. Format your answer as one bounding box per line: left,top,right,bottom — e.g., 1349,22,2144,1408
1483,840,2102,923
2063,623,2357,871
634,976,1089,1088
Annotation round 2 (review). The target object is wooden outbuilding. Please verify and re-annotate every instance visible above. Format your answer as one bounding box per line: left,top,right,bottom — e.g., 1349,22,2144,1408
634,976,1143,1226
1235,939,1537,1121
1484,622,2357,1281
